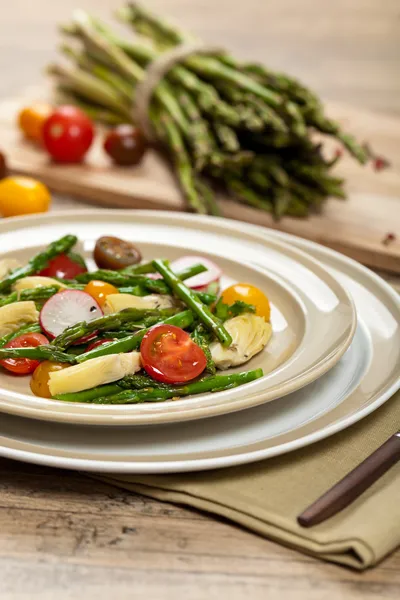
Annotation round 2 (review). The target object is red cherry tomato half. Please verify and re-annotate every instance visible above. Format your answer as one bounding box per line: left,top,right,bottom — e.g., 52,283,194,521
39,254,87,279
140,324,207,384
42,105,94,163
86,338,115,352
0,332,49,375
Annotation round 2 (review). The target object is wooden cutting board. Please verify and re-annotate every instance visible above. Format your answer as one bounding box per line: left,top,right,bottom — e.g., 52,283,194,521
1,86,399,272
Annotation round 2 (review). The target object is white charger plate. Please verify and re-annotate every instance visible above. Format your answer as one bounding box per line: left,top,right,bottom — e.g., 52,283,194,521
0,211,355,425
0,213,398,473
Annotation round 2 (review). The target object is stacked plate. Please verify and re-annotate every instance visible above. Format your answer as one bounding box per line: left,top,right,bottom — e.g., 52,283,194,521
0,211,399,473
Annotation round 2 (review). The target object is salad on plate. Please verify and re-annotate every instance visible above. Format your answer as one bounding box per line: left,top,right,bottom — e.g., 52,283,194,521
0,235,272,405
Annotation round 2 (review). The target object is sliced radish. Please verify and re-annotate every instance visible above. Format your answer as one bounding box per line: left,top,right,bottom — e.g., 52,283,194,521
39,290,103,339
169,256,221,290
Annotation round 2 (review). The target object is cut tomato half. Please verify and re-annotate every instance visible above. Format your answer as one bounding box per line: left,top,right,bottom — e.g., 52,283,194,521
0,332,49,375
140,324,207,384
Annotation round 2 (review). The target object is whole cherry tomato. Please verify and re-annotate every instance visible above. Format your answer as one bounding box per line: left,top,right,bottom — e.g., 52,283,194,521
84,280,119,308
0,176,51,217
18,103,53,142
103,125,147,166
1,333,49,375
221,283,271,321
140,324,207,384
30,360,69,397
42,105,94,163
39,254,87,279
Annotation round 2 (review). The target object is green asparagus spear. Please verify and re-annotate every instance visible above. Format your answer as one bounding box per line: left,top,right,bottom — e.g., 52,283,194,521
57,86,128,125
52,307,177,349
54,383,122,403
48,62,132,120
0,346,76,363
157,112,209,214
56,369,264,403
98,330,141,339
52,372,177,402
75,263,207,293
21,286,60,301
118,285,148,296
75,310,194,362
0,293,18,308
0,235,78,293
0,286,60,308
0,323,42,349
119,285,216,305
120,261,156,274
153,259,232,346
76,269,169,291
174,263,207,280
191,324,216,374
194,291,217,305
101,315,163,333
117,373,173,390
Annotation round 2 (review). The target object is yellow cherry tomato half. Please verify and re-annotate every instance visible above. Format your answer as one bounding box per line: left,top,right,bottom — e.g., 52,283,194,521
30,361,69,398
221,283,271,321
0,176,51,217
84,280,119,308
18,103,53,142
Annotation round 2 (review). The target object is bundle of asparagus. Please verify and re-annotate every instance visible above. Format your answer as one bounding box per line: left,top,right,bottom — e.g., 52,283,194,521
49,3,368,217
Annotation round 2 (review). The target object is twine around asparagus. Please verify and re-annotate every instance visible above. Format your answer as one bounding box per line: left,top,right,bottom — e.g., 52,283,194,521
133,41,224,141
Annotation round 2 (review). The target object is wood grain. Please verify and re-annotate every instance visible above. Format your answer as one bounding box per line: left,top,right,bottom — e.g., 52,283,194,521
0,1,399,598
1,459,399,600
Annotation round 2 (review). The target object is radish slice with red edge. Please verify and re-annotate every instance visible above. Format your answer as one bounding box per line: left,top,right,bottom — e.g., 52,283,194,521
169,256,221,290
39,290,103,339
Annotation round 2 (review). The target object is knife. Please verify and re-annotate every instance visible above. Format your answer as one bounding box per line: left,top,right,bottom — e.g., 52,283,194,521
297,432,400,527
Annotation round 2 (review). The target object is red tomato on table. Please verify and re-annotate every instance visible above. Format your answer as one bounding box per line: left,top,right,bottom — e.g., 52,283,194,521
140,324,207,384
0,332,49,375
42,106,94,163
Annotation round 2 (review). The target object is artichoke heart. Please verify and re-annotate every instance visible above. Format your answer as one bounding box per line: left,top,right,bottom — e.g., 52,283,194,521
0,258,21,280
49,351,141,396
103,293,175,315
14,276,69,293
0,301,39,337
210,314,272,369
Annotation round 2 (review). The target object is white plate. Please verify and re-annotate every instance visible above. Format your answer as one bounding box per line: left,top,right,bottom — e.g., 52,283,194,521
0,211,355,425
0,214,398,473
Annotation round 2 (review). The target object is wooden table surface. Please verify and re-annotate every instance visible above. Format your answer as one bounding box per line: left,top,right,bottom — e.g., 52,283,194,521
1,1,399,598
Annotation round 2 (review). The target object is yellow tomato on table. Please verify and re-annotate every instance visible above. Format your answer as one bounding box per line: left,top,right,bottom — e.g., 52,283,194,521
30,361,69,398
221,283,271,321
0,177,51,217
84,280,119,308
18,103,53,142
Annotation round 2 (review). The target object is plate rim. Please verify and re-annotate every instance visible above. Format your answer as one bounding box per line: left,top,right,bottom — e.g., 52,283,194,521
0,210,356,425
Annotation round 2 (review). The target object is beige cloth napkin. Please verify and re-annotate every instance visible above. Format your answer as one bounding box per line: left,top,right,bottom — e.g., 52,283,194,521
95,261,400,572
97,389,400,571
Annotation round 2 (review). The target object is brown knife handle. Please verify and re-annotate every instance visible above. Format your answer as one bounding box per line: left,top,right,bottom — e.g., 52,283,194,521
297,433,400,528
